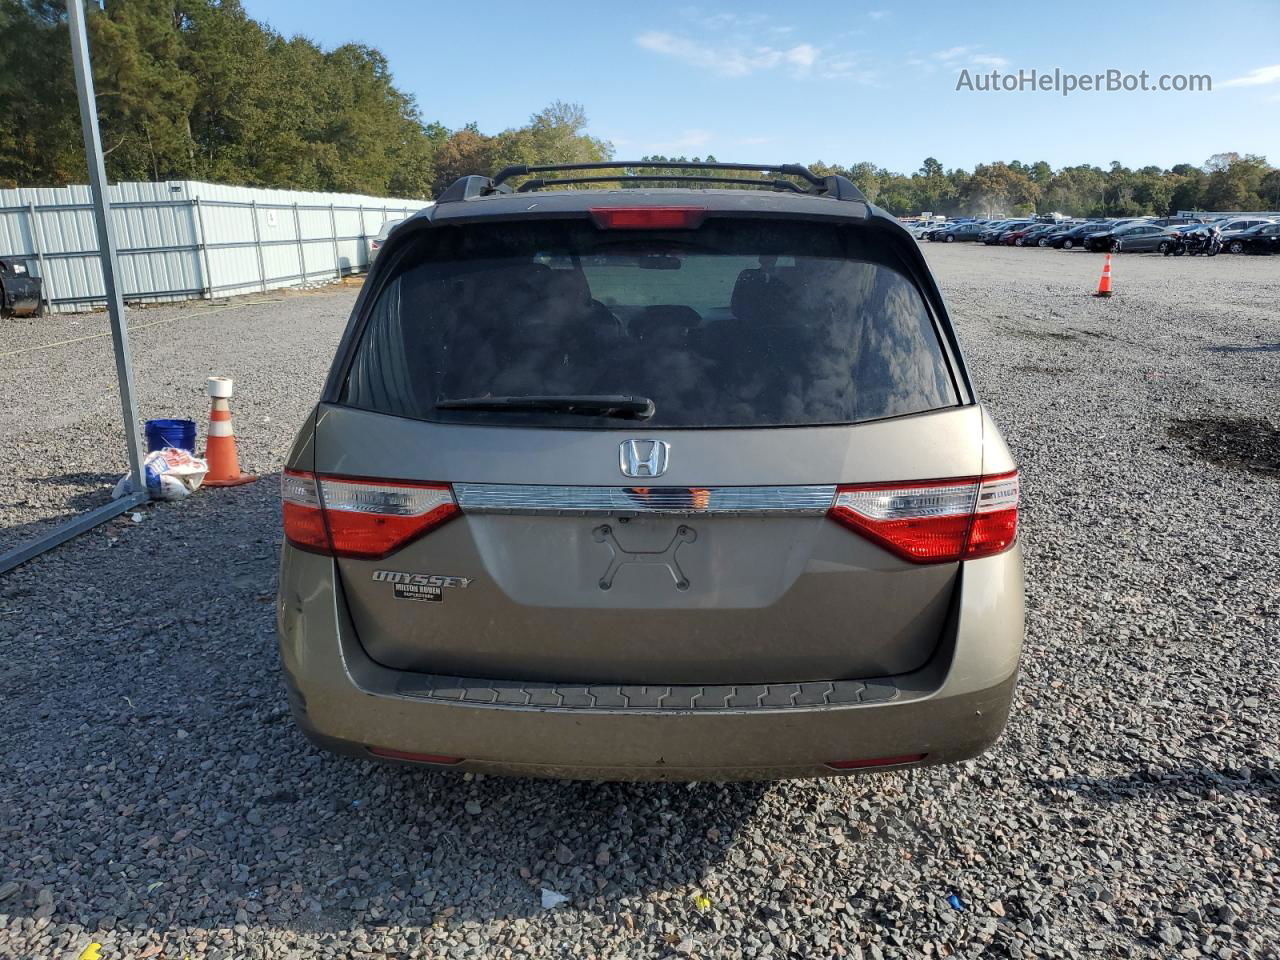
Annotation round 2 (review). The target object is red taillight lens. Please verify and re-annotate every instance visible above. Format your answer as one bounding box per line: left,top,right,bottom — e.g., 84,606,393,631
828,471,1019,564
590,206,705,230
281,470,328,552
826,753,927,770
281,471,459,559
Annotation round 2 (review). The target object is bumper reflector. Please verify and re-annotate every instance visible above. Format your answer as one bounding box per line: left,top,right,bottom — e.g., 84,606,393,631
367,747,464,765
825,753,927,771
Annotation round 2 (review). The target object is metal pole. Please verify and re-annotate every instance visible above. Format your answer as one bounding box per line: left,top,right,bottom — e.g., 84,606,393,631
26,201,51,314
68,0,145,490
292,201,306,286
249,200,267,293
193,197,213,299
328,203,341,280
358,204,366,270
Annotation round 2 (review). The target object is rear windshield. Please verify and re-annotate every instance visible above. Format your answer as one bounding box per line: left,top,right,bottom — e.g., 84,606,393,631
340,219,958,428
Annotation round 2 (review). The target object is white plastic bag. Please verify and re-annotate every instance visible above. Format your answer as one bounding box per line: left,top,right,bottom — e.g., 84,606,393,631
112,447,208,501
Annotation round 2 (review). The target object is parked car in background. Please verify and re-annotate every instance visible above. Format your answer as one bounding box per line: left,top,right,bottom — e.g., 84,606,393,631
1085,222,1175,253
938,222,984,242
1228,221,1280,255
1049,222,1112,249
975,220,1014,243
1219,217,1278,251
278,160,1025,781
1034,223,1082,246
1150,216,1203,228
369,218,406,262
1012,224,1058,246
982,220,1034,245
1003,224,1042,246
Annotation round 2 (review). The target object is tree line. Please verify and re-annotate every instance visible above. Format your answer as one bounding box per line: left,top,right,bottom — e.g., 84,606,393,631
809,154,1280,218
0,0,609,197
2,1,1277,217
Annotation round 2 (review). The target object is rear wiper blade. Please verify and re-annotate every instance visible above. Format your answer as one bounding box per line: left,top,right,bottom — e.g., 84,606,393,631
435,394,655,419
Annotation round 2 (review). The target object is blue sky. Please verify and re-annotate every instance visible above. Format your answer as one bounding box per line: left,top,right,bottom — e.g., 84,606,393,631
245,0,1280,173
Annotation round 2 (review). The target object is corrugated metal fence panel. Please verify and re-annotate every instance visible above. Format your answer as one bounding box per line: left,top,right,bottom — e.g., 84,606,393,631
0,180,429,312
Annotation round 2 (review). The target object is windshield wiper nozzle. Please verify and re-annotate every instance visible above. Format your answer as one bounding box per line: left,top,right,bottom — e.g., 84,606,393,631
436,394,656,419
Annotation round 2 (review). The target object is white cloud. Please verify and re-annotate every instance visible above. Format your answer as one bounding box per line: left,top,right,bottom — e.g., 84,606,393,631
820,55,879,84
1223,64,1280,87
636,30,828,78
643,129,716,154
911,46,1010,74
785,43,820,70
933,46,974,63
636,29,878,84
868,9,890,20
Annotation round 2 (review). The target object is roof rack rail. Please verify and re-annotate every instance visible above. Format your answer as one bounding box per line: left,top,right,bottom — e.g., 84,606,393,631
435,161,867,203
515,174,807,194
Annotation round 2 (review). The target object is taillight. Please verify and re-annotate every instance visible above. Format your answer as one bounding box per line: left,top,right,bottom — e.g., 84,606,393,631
281,471,328,552
590,206,705,230
281,470,459,559
828,471,1019,564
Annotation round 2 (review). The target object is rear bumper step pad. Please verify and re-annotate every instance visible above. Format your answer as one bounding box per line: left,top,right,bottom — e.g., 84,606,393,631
395,674,898,711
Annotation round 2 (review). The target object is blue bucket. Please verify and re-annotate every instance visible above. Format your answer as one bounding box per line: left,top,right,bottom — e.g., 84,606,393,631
145,418,198,454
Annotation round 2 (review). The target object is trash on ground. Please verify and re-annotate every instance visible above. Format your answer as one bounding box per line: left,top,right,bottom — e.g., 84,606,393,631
112,447,208,501
540,887,570,909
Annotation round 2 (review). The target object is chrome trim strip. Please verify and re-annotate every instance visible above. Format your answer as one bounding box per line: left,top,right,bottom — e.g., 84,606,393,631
453,483,836,516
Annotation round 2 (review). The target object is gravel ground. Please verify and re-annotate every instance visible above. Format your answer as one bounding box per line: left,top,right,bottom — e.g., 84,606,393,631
1,246,1277,959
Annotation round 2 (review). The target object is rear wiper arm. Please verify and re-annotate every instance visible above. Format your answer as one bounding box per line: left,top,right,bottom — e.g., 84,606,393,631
435,394,655,419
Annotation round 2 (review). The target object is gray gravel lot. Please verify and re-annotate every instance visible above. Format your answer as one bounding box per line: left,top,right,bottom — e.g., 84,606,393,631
1,246,1277,959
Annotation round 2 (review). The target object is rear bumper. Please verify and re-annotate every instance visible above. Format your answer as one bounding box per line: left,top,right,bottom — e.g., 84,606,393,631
277,545,1024,781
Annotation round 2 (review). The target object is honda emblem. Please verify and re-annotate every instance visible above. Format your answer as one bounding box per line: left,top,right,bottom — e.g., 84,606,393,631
619,439,670,478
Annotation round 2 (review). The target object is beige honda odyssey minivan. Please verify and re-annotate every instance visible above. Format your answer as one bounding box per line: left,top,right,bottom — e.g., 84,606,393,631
277,161,1024,780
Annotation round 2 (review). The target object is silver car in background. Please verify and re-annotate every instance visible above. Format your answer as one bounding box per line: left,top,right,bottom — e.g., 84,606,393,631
367,217,404,263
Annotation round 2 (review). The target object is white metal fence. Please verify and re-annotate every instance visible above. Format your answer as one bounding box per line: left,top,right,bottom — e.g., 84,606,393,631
0,180,430,312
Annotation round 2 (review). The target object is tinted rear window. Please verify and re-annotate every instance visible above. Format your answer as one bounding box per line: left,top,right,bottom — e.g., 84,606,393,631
340,219,958,428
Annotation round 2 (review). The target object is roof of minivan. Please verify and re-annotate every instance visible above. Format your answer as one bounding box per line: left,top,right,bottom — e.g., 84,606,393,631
416,188,874,226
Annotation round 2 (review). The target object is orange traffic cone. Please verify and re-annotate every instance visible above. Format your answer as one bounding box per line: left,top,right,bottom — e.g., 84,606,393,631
1095,254,1113,297
203,376,256,487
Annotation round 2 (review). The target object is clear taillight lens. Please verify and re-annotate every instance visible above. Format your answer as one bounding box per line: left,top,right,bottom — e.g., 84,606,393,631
828,471,1019,564
281,471,459,559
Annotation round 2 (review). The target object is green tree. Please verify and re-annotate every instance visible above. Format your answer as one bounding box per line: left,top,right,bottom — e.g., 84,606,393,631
0,0,82,186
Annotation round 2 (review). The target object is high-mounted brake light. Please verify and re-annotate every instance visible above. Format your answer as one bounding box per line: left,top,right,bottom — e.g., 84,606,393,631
282,470,459,559
828,471,1019,564
590,206,705,230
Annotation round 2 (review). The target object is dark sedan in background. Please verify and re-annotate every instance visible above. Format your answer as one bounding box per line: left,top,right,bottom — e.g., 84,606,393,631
937,222,985,242
1229,221,1280,254
1049,222,1112,249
